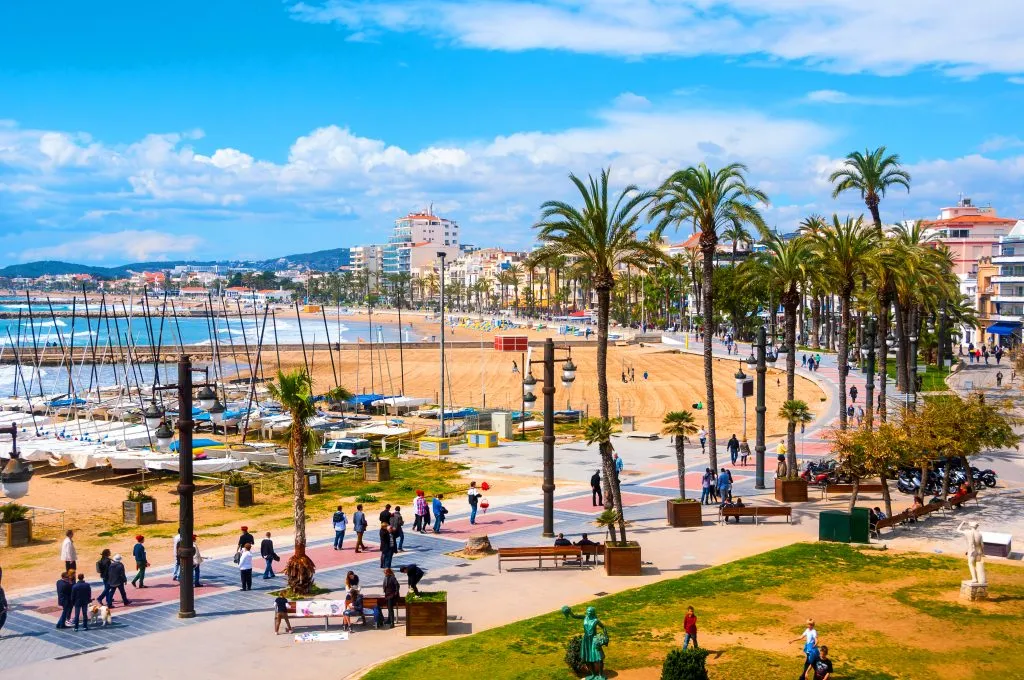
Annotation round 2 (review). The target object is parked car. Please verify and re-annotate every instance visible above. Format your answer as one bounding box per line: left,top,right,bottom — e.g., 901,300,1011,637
320,438,371,466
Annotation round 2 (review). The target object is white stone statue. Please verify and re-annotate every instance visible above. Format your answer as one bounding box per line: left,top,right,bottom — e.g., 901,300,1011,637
957,521,986,585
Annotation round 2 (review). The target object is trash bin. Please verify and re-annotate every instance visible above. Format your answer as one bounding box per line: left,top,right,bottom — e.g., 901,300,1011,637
850,507,870,544
819,510,852,543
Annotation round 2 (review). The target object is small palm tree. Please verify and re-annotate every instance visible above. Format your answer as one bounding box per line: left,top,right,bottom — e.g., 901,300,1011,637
778,399,813,477
721,221,753,265
267,369,351,595
583,417,626,542
662,410,698,499
829,147,911,231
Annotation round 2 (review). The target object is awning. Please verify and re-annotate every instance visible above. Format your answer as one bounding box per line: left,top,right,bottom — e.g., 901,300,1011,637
985,321,1021,335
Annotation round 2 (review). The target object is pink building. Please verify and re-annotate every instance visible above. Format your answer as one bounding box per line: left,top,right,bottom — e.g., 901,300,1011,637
922,198,1018,280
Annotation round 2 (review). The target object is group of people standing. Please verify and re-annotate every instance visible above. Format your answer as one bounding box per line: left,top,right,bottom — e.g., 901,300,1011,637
801,353,823,372
960,342,1002,365
699,467,733,505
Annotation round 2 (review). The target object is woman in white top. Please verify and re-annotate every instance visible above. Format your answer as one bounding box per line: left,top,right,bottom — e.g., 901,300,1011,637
238,543,254,591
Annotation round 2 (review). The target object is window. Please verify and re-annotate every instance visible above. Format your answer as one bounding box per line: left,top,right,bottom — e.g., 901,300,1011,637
1003,247,1015,256
950,229,970,238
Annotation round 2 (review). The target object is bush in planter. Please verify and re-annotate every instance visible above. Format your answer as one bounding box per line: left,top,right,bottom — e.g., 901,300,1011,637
127,485,154,503
405,590,447,603
0,502,30,523
564,635,585,675
225,471,250,488
661,647,709,680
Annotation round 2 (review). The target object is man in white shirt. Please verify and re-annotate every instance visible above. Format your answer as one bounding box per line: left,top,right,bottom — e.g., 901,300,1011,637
467,481,482,525
791,619,819,680
172,531,181,581
60,529,77,572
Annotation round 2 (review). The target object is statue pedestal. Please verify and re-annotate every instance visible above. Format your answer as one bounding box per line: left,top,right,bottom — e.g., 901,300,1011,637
959,580,988,601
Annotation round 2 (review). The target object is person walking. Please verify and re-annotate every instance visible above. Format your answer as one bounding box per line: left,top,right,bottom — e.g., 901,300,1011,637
811,645,833,680
70,573,92,632
61,529,77,573
192,535,204,587
698,427,707,453
467,482,482,525
260,532,277,579
382,568,401,629
683,606,698,649
613,452,624,479
273,594,293,635
590,470,603,506
390,506,406,551
238,543,254,591
237,526,255,550
172,530,181,581
849,385,858,403
56,571,73,629
700,468,712,505
107,555,131,606
131,535,148,588
379,504,393,527
431,494,445,533
855,405,864,427
379,524,394,568
332,506,348,550
96,549,114,607
792,618,819,680
727,434,740,465
353,504,368,553
996,371,1004,387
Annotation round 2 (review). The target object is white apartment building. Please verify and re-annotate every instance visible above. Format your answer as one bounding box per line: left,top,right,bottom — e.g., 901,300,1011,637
346,245,383,273
383,210,460,274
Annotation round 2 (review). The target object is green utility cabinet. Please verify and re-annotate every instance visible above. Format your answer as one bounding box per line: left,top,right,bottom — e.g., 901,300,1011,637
819,509,871,544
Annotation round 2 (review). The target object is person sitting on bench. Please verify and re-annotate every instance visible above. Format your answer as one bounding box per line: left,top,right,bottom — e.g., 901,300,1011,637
949,482,971,503
554,533,572,547
342,586,364,631
722,497,745,523
575,534,598,563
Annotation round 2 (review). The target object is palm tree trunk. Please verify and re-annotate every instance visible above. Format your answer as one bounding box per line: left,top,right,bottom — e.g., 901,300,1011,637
287,416,315,594
880,473,893,516
895,299,909,392
597,282,627,542
784,293,798,473
877,294,890,423
838,293,851,429
811,295,821,349
701,246,718,470
675,439,687,499
847,476,860,512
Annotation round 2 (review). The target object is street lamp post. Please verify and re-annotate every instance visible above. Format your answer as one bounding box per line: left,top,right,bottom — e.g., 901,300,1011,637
0,424,31,499
861,317,877,429
736,361,753,463
152,356,217,620
437,252,447,441
524,338,574,537
753,326,768,489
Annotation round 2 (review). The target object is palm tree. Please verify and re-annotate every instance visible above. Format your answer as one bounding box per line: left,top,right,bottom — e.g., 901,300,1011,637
651,163,767,470
534,168,664,543
778,399,813,477
808,215,878,429
507,263,523,317
661,410,698,499
798,215,828,348
830,147,911,422
267,369,351,595
721,221,753,265
750,230,812,455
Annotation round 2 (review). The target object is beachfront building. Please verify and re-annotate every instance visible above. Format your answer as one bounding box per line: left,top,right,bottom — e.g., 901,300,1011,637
177,287,209,300
383,210,460,275
985,223,1024,347
346,245,383,273
922,198,1017,280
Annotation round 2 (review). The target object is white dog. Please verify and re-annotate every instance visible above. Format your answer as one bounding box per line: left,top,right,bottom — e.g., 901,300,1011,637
89,603,112,626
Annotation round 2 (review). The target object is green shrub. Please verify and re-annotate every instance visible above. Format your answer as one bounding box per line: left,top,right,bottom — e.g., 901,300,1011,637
225,471,250,487
406,590,446,603
661,647,709,680
564,635,584,675
355,493,379,503
126,485,154,502
0,503,30,523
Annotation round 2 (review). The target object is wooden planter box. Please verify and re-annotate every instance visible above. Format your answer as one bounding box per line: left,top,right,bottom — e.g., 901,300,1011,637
122,499,158,526
604,542,642,576
405,600,448,636
0,519,32,548
666,499,703,527
364,460,391,482
223,484,254,508
305,472,322,495
775,478,809,503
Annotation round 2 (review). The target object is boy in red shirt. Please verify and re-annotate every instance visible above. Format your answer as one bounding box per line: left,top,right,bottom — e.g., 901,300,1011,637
683,606,698,649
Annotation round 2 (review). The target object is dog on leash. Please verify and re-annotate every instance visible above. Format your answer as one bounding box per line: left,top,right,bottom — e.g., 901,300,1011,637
89,603,112,626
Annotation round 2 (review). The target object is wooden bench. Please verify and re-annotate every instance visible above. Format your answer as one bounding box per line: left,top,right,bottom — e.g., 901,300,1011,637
497,546,584,571
282,595,406,630
718,505,792,525
579,543,605,565
872,509,910,536
821,483,885,500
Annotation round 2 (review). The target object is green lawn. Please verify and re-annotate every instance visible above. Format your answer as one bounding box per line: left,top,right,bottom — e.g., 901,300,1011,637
885,362,950,392
364,543,1024,680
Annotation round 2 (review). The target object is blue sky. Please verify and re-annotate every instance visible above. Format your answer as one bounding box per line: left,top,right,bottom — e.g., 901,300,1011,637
3,1,1024,265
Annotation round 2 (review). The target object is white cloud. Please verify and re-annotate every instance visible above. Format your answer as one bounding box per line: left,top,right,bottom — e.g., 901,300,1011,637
1008,76,1024,85
804,90,924,106
289,0,1024,77
20,230,203,262
613,92,651,109
978,135,1024,153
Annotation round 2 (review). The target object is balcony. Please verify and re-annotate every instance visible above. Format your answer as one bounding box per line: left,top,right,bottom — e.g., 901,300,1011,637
992,295,1024,304
989,313,1024,322
993,254,1024,264
991,275,1024,284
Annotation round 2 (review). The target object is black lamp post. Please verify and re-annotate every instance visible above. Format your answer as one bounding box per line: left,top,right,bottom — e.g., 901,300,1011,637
861,317,877,428
524,338,574,537
152,356,217,619
751,326,768,489
736,361,752,462
0,424,31,500
437,252,447,441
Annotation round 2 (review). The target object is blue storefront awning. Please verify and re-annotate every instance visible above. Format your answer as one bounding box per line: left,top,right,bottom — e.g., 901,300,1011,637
985,321,1021,335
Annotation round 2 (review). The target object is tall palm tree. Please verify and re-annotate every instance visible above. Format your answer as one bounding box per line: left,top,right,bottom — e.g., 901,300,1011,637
267,369,351,595
534,168,664,542
830,147,911,422
721,221,753,266
798,215,828,349
662,410,698,499
749,230,812,455
809,215,878,429
778,399,813,476
507,263,523,316
651,163,767,470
